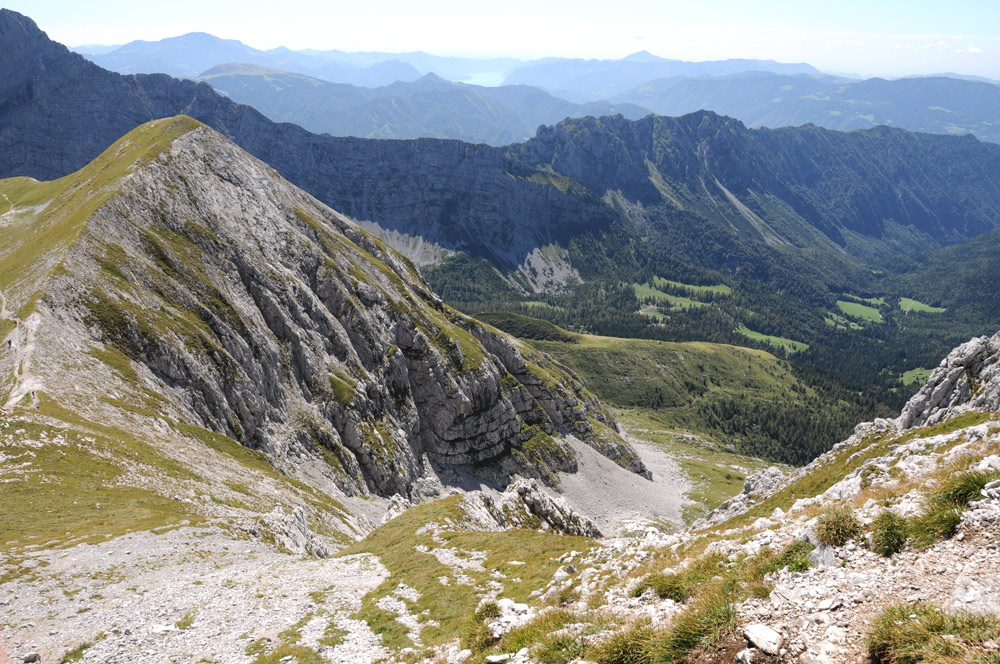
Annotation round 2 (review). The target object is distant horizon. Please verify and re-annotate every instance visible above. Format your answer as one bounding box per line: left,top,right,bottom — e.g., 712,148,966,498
3,0,999,79
64,36,1000,84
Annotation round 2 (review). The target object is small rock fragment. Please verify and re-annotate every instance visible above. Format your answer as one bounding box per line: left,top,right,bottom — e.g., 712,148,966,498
744,623,783,655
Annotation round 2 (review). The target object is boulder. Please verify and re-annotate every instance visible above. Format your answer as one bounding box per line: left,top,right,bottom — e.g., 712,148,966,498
461,478,601,537
808,542,838,567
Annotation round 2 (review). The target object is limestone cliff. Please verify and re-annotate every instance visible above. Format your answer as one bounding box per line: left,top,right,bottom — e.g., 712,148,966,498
0,116,642,502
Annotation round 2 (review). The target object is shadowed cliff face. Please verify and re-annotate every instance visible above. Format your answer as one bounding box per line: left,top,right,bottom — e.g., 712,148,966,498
511,113,1000,251
0,116,642,499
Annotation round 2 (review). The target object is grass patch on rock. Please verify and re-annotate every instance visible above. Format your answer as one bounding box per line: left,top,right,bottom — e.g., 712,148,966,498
867,602,1000,663
815,506,863,546
909,468,1000,549
342,495,593,652
869,512,909,557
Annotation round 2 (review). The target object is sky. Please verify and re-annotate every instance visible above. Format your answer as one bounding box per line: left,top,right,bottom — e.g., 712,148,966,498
6,0,1000,78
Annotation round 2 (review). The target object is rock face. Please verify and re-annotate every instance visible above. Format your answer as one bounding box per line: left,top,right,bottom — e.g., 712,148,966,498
694,466,784,528
0,116,642,499
897,331,1000,429
258,505,331,558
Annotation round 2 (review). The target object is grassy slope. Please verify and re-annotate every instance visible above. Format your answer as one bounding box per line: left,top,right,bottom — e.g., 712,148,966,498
836,299,882,323
736,325,809,353
531,333,813,428
633,282,707,310
901,367,933,385
899,296,946,313
342,496,593,651
0,413,200,552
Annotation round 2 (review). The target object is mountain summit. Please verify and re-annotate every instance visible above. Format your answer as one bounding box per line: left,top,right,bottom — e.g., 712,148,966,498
0,116,642,510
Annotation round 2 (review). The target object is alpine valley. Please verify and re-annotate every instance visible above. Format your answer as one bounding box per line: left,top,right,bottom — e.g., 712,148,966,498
2,8,1000,664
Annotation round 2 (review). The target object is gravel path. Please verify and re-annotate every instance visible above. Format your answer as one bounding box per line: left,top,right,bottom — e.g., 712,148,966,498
555,435,693,535
1,526,388,664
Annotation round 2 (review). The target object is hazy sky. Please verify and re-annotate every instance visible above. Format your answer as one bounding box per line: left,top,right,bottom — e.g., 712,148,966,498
6,0,1000,77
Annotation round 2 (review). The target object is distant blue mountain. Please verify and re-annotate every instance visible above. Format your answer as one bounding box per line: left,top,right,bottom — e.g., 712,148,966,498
613,72,1000,144
198,65,651,144
502,53,820,101
76,32,422,87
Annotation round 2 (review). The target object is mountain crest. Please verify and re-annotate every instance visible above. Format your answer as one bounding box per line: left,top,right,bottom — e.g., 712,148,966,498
0,116,642,502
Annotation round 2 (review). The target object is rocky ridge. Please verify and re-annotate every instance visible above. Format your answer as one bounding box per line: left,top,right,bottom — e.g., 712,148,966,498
0,116,646,528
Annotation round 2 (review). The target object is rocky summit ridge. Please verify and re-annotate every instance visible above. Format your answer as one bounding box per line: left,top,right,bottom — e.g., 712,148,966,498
0,115,645,538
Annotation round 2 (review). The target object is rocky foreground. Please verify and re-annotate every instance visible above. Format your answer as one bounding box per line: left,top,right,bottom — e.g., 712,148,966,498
4,334,1000,663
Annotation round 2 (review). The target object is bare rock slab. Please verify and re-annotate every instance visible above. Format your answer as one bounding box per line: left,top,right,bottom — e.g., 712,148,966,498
946,572,1000,615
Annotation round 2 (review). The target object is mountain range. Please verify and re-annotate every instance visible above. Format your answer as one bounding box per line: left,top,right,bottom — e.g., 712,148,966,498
7,7,1000,462
613,71,1000,144
198,65,649,144
501,51,820,101
75,31,821,93
75,31,424,86
73,30,1000,149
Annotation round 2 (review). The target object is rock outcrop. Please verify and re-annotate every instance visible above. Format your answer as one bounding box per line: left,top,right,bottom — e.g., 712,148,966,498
256,505,332,558
461,477,602,537
696,331,1000,529
898,330,1000,429
694,465,785,528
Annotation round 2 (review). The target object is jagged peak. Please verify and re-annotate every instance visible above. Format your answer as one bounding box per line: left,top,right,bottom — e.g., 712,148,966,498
0,7,37,29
